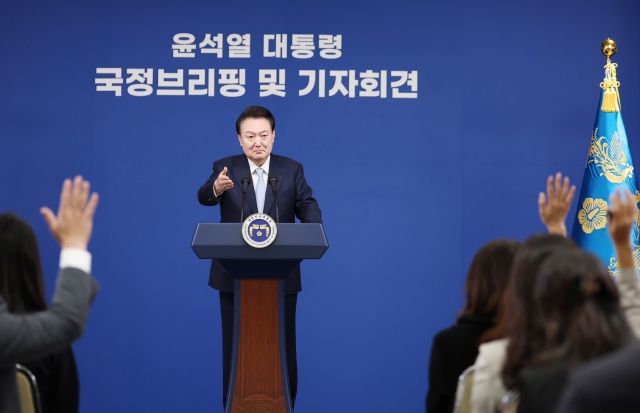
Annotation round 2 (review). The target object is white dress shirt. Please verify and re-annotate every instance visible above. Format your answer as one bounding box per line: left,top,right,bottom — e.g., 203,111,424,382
59,248,92,273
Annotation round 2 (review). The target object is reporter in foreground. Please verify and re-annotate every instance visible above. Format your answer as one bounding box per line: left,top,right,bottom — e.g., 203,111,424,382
555,189,640,413
503,188,638,413
464,173,577,413
0,176,99,412
426,239,520,413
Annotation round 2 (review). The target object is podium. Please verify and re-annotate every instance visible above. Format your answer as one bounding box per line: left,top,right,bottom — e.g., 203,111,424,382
191,223,328,413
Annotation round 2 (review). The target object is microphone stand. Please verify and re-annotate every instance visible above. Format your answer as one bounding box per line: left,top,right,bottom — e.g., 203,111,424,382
269,173,280,223
240,174,251,222
241,190,247,222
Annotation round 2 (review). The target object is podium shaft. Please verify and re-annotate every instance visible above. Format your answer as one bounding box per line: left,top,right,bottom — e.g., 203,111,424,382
230,279,289,413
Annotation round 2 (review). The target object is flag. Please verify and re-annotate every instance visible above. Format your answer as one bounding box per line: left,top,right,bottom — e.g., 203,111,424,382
571,57,640,277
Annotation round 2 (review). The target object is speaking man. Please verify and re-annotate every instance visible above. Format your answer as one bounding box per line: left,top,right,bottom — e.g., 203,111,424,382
197,106,322,409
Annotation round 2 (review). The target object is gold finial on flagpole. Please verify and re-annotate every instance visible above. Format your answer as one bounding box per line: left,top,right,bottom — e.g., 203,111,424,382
602,38,617,60
600,39,620,112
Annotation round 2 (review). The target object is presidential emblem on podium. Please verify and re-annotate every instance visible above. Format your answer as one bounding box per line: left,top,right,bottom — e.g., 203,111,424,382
242,213,278,248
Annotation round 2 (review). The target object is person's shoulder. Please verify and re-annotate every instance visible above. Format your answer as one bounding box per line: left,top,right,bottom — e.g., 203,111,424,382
477,338,508,364
557,345,640,412
432,323,459,344
271,154,302,168
572,344,640,387
215,154,243,164
479,337,508,351
433,321,478,344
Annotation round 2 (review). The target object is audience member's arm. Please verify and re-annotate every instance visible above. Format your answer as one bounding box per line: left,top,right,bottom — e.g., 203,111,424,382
607,188,640,337
0,176,99,368
538,173,576,236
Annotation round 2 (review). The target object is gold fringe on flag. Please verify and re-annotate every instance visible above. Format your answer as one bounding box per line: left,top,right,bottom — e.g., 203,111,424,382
600,60,621,113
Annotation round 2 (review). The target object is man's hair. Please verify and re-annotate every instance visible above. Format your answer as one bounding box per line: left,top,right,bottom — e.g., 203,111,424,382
235,106,276,134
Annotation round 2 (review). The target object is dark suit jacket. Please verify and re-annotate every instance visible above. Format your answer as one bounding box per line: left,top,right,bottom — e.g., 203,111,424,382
517,360,570,413
21,346,80,413
556,344,640,413
198,153,322,294
426,315,494,413
0,267,98,413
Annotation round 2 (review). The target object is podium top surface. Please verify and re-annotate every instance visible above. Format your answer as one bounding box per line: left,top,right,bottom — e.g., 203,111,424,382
191,223,328,260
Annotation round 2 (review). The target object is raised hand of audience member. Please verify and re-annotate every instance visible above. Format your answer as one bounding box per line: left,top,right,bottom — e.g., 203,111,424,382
40,176,99,251
608,188,635,269
538,172,576,236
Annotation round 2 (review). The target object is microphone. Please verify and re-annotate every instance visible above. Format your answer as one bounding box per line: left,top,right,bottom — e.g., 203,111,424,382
240,172,251,222
268,172,280,223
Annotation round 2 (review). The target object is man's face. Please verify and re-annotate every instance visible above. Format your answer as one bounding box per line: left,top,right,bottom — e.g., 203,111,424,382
238,117,275,167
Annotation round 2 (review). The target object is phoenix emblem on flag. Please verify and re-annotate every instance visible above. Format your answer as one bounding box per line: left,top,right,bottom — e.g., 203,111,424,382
587,128,634,184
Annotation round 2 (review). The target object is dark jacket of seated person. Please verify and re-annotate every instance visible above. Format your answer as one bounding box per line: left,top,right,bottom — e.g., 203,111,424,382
556,343,640,413
0,267,97,413
426,240,519,413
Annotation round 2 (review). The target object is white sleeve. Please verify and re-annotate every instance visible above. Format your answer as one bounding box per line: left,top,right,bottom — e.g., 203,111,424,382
470,339,508,413
616,267,640,338
59,248,92,274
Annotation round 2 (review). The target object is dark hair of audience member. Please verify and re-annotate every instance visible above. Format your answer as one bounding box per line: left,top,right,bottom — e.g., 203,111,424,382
235,106,276,134
480,234,577,345
459,239,521,321
478,234,578,388
534,250,632,362
502,245,634,389
0,213,47,313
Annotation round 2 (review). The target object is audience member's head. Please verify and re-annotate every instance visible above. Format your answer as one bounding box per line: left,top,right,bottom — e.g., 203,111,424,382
0,213,47,313
460,239,521,321
531,249,634,367
500,234,578,388
502,236,636,389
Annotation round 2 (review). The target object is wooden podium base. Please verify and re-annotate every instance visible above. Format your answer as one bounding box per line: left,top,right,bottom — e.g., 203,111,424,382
192,223,328,413
228,279,290,413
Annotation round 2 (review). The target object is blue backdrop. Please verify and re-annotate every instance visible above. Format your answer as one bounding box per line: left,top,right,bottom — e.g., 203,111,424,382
1,1,639,412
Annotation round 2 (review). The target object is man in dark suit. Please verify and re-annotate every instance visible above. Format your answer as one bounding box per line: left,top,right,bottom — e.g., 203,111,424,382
197,106,322,409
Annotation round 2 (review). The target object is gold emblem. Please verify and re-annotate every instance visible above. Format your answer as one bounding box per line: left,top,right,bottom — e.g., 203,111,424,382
248,224,270,238
608,248,640,278
242,213,277,249
587,128,634,184
578,198,608,234
633,190,640,240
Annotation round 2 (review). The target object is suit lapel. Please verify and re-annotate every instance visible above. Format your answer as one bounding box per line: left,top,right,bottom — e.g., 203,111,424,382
263,154,287,216
232,155,256,215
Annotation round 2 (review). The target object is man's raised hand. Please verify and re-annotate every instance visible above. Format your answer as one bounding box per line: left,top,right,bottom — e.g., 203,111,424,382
214,166,234,195
538,172,576,236
40,176,99,250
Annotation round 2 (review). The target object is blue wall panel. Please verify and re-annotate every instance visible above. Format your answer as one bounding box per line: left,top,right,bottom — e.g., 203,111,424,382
1,0,639,411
